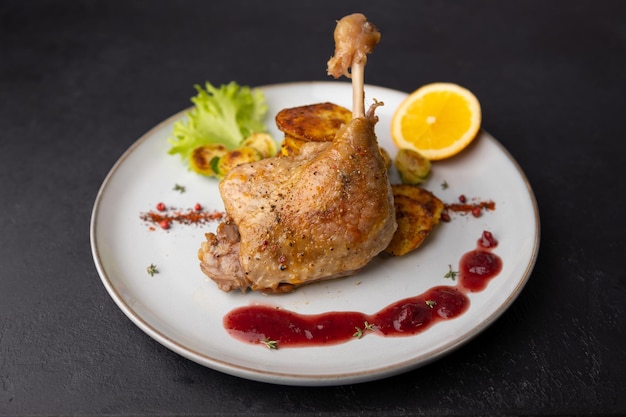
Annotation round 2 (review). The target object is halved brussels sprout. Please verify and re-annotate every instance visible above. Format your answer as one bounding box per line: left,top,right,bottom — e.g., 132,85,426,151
190,144,229,176
216,146,263,177
395,148,431,184
240,132,277,158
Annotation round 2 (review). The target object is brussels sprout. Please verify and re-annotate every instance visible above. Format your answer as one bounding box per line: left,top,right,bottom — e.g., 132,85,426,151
216,146,263,177
395,148,431,184
189,144,229,176
240,132,278,158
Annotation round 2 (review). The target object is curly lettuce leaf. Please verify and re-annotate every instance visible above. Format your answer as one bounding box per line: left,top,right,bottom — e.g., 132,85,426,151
168,81,268,162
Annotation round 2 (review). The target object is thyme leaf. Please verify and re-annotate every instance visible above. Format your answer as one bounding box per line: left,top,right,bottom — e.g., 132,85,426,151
425,300,437,309
353,321,376,339
262,338,278,350
146,263,158,276
444,264,458,280
173,184,186,193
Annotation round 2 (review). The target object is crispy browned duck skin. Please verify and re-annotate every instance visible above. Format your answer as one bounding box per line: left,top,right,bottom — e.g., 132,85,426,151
198,13,394,293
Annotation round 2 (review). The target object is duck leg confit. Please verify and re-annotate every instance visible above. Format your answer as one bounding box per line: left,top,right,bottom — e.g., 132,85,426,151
198,13,396,293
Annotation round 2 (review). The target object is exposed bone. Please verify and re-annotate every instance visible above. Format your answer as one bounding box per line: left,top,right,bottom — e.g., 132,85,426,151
326,13,381,118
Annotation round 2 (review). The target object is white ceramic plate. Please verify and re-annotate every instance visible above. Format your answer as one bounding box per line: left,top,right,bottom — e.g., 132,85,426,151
90,81,539,386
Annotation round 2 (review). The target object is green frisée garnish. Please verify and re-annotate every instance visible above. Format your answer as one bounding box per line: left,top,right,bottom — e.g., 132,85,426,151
168,81,270,164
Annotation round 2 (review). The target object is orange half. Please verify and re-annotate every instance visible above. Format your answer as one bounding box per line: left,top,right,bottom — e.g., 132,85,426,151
391,83,482,160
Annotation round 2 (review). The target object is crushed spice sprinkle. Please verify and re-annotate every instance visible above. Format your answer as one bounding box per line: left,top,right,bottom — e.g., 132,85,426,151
445,200,495,213
140,206,224,229
442,199,495,221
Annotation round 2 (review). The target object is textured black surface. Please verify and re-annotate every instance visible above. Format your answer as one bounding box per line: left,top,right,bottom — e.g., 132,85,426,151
1,1,625,415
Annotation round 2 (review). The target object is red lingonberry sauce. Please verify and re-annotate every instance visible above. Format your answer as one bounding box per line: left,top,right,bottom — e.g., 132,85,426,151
459,231,502,292
223,231,502,348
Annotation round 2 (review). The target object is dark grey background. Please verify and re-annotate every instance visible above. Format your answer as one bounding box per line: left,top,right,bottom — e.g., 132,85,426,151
1,1,624,415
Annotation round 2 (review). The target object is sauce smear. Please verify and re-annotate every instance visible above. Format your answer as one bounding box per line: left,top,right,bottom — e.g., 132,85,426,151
224,231,502,348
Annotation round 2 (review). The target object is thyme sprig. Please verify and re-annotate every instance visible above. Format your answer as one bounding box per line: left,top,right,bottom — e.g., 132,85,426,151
444,264,458,280
262,338,278,350
353,321,376,339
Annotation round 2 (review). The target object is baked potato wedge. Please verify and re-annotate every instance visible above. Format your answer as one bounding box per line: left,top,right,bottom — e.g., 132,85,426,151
276,102,392,172
391,184,444,217
279,135,308,157
384,185,444,256
276,102,352,142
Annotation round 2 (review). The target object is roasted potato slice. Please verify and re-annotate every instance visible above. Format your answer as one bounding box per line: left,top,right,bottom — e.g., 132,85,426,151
276,102,392,169
279,135,308,157
276,102,352,142
391,184,444,218
384,185,444,256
